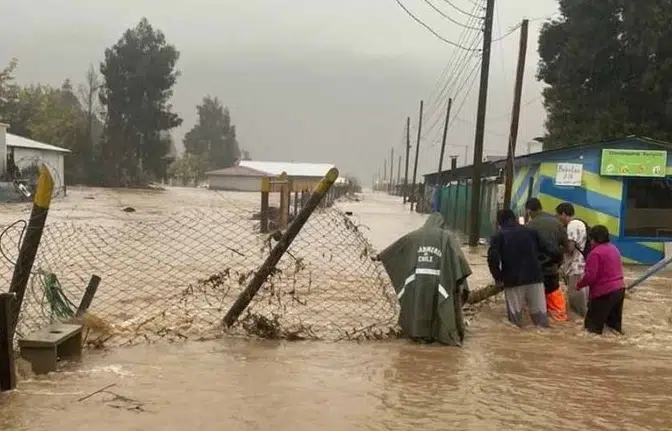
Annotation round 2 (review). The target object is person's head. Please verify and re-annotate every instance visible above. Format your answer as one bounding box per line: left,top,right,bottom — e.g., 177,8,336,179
588,225,610,246
525,197,542,219
496,209,517,228
555,202,575,226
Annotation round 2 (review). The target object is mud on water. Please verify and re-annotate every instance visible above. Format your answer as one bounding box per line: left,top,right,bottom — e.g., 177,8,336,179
2,191,672,430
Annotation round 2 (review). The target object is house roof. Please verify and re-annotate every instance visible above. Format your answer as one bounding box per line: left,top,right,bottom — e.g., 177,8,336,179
238,160,335,178
7,133,71,153
491,136,672,170
206,165,271,177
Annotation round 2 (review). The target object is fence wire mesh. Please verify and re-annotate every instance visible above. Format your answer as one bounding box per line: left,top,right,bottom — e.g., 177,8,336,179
0,186,400,348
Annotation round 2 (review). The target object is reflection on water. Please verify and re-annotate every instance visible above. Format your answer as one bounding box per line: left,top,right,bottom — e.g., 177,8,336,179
1,192,672,430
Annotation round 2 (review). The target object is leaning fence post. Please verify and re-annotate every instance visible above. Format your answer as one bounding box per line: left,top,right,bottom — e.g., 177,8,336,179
9,165,54,337
0,292,16,392
223,167,340,327
76,275,102,317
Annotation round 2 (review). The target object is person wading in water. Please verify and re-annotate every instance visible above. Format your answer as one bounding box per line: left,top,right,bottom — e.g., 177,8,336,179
526,198,569,322
487,209,561,328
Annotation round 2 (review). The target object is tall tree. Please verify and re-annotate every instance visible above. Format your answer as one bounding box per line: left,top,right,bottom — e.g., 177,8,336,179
99,17,182,186
538,0,672,148
183,96,240,169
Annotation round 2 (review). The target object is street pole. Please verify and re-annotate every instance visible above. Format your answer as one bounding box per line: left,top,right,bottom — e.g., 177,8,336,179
410,100,423,212
403,117,411,203
397,155,402,194
437,98,453,184
468,0,495,247
389,147,394,194
503,19,529,209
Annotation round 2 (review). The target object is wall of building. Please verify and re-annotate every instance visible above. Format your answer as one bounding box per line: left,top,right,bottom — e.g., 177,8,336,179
207,175,262,192
508,142,672,264
12,147,65,193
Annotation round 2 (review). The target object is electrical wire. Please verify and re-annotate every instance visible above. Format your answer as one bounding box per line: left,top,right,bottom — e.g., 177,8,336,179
439,0,484,18
393,0,482,51
421,0,483,30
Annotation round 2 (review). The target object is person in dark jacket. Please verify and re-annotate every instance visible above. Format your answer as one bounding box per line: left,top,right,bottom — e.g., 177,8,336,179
487,209,561,328
526,198,569,321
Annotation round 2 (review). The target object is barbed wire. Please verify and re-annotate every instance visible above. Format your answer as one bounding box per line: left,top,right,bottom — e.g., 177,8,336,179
1,187,400,347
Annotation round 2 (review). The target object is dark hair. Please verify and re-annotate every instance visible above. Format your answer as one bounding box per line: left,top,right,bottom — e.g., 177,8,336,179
555,202,575,217
525,197,542,212
589,225,610,244
497,209,516,226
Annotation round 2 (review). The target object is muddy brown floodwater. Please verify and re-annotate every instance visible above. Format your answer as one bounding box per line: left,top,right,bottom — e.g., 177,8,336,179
2,192,672,430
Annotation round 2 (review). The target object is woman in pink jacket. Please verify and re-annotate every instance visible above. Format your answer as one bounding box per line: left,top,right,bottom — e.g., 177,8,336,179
576,225,625,334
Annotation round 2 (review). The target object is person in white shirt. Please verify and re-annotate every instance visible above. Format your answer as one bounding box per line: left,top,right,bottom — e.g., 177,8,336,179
556,202,588,317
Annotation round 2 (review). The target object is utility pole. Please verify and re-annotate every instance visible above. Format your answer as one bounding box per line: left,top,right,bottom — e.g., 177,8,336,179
410,100,423,212
383,158,387,182
468,0,495,247
403,117,411,203
503,19,529,209
397,155,402,189
436,98,453,182
389,147,394,194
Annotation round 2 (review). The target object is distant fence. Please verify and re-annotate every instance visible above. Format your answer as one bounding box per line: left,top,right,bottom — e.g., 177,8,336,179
0,188,399,347
422,179,500,241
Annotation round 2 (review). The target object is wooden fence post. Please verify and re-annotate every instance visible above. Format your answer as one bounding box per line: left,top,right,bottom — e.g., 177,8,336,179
223,167,340,327
9,165,54,336
0,293,16,392
260,177,270,234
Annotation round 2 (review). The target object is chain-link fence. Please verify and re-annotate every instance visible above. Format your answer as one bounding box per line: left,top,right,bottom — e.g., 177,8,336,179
0,186,400,348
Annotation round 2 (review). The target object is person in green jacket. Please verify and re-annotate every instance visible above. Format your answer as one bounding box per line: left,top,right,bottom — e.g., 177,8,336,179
525,197,568,297
372,213,472,346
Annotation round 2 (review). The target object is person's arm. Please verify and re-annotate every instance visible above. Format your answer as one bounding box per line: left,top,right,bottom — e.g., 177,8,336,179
577,252,599,289
487,233,503,284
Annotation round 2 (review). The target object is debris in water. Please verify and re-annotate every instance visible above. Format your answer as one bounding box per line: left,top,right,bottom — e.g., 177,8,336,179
122,207,136,213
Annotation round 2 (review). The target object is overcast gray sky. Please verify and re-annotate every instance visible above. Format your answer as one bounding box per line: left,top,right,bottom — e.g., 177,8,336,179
0,0,558,182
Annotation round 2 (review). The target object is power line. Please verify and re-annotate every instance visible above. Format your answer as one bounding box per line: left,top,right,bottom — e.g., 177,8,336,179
439,0,484,18
422,0,483,30
393,0,482,51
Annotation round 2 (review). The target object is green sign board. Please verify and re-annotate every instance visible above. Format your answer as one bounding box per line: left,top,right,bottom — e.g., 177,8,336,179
600,149,668,177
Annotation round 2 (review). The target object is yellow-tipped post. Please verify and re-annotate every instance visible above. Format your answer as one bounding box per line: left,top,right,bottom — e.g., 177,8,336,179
223,167,340,327
8,165,54,336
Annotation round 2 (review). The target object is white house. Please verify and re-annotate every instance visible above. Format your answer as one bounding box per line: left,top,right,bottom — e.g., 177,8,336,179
206,160,335,192
0,123,70,193
206,165,272,191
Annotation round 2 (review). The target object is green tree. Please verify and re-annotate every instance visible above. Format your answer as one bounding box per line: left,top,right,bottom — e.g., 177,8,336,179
0,58,19,123
183,96,240,169
538,0,672,148
167,153,208,186
99,17,182,186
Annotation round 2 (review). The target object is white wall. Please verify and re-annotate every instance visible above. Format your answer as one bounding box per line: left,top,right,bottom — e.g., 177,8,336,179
0,123,6,176
207,175,262,192
11,147,66,193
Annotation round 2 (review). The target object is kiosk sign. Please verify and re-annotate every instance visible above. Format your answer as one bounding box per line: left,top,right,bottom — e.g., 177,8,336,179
600,149,667,177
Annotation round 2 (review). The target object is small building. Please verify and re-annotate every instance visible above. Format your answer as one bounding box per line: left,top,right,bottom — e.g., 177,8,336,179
0,123,70,194
425,136,672,264
205,160,335,192
205,165,272,192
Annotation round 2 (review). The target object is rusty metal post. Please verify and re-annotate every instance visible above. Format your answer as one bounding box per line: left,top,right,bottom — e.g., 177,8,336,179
223,167,340,327
9,165,54,336
0,293,16,392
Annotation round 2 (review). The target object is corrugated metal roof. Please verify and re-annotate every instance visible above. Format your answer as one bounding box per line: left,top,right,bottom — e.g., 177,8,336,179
7,133,71,153
239,160,334,178
206,165,271,177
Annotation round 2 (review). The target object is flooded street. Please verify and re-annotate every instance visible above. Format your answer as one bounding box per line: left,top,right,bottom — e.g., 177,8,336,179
2,192,672,430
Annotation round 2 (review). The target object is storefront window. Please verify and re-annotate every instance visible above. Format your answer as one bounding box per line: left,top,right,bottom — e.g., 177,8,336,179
623,178,672,237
